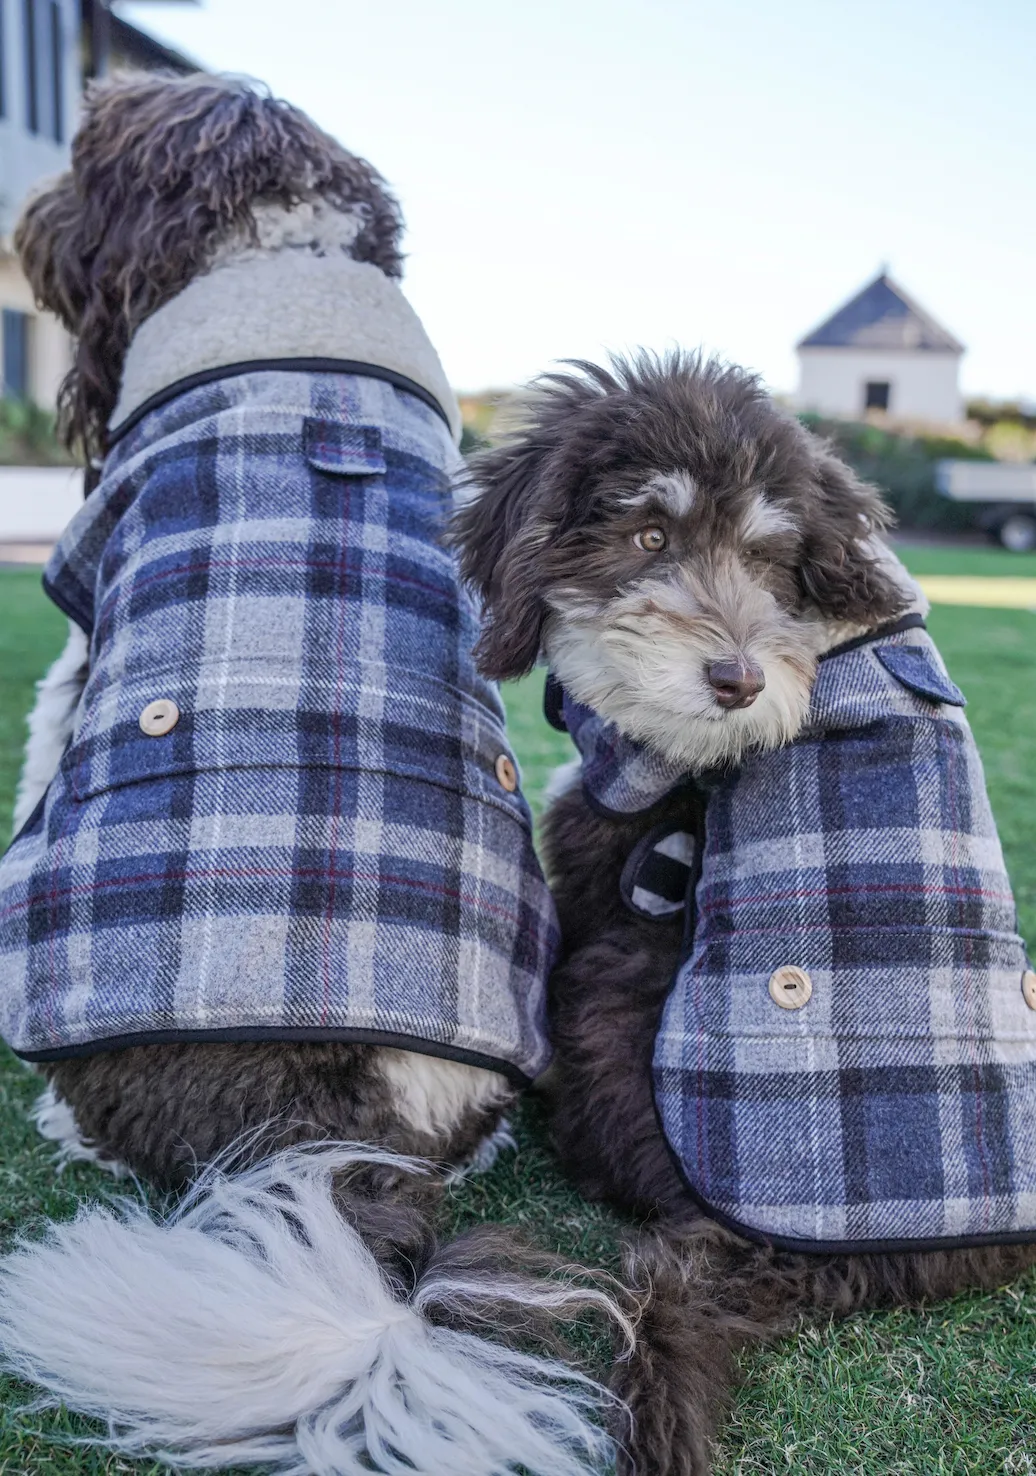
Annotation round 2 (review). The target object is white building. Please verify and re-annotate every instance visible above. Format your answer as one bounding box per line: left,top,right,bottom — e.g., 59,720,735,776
0,0,81,405
1,1,195,407
796,272,964,425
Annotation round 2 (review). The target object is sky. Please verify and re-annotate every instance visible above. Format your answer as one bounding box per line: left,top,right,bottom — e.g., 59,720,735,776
119,0,1035,401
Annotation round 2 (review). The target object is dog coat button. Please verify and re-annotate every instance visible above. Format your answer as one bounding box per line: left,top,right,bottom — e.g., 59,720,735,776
495,754,519,793
769,965,812,1010
1022,971,1036,1011
139,699,180,737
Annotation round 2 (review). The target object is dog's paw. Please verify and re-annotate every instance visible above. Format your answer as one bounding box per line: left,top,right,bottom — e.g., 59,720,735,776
31,1083,129,1179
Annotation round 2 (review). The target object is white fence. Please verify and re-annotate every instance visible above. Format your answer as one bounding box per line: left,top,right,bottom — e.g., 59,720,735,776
0,465,83,541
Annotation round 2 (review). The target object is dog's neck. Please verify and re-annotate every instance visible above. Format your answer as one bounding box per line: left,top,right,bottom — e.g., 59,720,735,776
110,202,461,442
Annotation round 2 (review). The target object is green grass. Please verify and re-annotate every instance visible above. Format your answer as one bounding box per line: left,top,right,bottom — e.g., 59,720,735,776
893,540,1036,581
0,547,1034,1473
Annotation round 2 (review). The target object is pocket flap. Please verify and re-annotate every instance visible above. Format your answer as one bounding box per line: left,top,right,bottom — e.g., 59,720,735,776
65,665,529,825
876,645,966,707
303,419,386,476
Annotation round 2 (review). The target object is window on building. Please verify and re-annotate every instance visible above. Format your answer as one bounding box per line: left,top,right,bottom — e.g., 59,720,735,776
2,310,32,400
864,381,891,412
22,0,63,142
1,0,8,119
22,0,36,131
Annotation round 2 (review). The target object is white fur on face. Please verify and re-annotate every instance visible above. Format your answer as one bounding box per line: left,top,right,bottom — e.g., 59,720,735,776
544,558,821,772
622,470,697,519
740,493,799,543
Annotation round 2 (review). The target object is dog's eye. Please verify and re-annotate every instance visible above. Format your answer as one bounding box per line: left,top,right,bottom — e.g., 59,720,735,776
633,527,667,553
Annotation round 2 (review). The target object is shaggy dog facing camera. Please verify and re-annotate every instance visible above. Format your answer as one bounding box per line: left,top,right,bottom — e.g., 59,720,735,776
0,75,630,1476
453,354,1036,1476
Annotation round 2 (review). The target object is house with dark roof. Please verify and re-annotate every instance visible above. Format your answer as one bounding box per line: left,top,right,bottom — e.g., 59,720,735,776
1,1,196,409
796,272,964,425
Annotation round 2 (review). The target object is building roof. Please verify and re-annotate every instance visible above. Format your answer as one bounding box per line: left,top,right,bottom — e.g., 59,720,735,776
110,12,198,75
797,272,964,354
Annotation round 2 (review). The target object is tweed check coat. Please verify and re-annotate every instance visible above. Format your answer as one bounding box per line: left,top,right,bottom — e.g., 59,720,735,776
556,621,1036,1251
0,369,557,1084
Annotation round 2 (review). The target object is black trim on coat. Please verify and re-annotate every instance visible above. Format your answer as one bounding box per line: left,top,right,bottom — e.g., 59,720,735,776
816,612,927,663
105,358,455,453
3,788,49,855
543,672,568,733
649,1082,1036,1253
15,1026,533,1087
40,571,92,635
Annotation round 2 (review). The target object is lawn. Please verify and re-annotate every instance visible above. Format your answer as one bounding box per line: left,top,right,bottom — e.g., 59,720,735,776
0,549,1034,1474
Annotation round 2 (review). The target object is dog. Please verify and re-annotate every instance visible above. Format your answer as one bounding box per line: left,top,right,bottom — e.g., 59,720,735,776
0,75,630,1476
452,353,1036,1475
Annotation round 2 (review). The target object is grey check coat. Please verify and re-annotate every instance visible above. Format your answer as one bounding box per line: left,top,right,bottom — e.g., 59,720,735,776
0,369,557,1084
558,622,1036,1250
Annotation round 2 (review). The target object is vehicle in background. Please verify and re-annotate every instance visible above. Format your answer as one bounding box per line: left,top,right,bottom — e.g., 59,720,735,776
936,460,1036,552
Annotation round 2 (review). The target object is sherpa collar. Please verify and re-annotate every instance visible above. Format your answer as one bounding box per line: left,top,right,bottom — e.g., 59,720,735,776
110,228,461,444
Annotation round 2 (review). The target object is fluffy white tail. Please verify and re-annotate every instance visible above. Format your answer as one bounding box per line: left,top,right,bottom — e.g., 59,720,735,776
0,1144,628,1475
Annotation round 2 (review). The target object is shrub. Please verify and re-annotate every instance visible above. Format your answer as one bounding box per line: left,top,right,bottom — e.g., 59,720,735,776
799,414,989,533
0,398,73,467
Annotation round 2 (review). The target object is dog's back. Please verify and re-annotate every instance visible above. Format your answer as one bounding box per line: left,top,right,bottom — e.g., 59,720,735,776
0,368,553,1087
0,75,628,1476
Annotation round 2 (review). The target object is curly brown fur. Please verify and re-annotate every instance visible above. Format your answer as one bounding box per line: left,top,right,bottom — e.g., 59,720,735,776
47,1040,510,1191
454,352,1036,1474
15,71,403,461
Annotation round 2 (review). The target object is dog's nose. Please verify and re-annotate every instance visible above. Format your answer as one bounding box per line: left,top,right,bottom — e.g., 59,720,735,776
707,659,766,709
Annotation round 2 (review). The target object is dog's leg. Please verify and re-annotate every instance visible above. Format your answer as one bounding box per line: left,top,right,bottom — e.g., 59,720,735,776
614,1228,789,1476
539,775,695,1212
30,1081,128,1178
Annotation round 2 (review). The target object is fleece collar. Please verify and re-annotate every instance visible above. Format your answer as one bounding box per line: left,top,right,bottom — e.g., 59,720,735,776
110,247,461,444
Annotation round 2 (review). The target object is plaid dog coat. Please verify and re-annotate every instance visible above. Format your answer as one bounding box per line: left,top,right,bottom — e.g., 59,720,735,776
554,620,1036,1250
0,369,556,1084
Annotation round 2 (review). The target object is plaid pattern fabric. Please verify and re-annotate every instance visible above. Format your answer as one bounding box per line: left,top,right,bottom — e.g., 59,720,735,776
572,628,1036,1248
562,695,689,817
0,370,556,1082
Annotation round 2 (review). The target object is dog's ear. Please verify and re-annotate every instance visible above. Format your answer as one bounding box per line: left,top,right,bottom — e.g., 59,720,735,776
798,448,908,625
14,174,88,333
451,429,565,681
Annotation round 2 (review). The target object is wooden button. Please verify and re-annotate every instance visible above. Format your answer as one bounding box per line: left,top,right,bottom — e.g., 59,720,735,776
495,754,518,793
139,698,180,737
768,965,813,1010
1022,971,1036,1011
